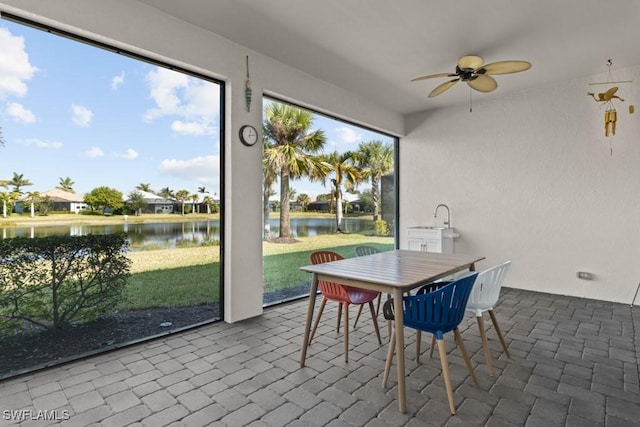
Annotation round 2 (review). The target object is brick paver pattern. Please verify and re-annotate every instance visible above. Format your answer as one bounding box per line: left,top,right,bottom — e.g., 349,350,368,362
0,288,639,426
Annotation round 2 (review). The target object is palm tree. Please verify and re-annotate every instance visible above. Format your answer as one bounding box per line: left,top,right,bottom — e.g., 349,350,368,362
0,190,18,218
190,193,199,214
57,177,75,193
197,186,209,214
202,195,214,214
319,150,361,232
262,136,278,240
357,140,394,221
296,193,311,212
25,191,41,217
8,172,33,195
263,102,327,239
158,187,174,199
0,126,4,146
136,183,153,193
174,189,190,215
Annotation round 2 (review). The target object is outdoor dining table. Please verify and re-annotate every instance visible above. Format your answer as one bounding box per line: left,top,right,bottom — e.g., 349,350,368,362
299,249,485,413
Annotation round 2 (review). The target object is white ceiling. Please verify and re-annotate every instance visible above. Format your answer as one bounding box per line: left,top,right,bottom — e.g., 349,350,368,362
138,0,640,115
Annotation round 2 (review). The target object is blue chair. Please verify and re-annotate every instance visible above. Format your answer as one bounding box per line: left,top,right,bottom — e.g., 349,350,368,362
382,272,479,415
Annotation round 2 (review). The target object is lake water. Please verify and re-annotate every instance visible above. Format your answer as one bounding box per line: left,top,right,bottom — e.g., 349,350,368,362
1,217,372,249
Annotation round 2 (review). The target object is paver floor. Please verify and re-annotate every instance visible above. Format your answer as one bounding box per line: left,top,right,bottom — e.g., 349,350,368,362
0,288,639,426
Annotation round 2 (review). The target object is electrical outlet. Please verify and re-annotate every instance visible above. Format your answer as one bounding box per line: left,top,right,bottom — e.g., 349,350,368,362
577,272,593,280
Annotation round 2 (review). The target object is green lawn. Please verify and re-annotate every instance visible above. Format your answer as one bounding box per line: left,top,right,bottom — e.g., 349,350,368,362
263,234,394,293
121,232,394,309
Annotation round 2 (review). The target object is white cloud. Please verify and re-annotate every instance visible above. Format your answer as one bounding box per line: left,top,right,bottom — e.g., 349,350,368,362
119,148,138,159
16,138,62,149
143,67,219,135
85,146,104,158
335,126,363,144
111,72,125,90
159,155,220,185
0,27,37,100
71,104,93,127
6,102,35,123
171,120,214,136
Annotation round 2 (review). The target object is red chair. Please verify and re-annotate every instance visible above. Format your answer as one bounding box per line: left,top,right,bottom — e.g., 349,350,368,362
308,251,382,362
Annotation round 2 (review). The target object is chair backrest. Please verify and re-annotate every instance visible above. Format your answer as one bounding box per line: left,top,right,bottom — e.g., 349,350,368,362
310,251,349,301
355,246,380,257
403,272,478,338
465,261,511,315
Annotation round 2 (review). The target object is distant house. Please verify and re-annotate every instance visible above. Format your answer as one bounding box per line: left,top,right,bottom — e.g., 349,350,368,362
40,188,88,213
125,190,176,214
267,200,301,212
307,200,331,212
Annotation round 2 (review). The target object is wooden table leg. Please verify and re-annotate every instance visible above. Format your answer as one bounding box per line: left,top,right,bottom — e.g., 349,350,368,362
393,288,406,413
300,274,318,367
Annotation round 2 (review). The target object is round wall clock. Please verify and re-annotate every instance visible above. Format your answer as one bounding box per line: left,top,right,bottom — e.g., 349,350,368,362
239,124,259,146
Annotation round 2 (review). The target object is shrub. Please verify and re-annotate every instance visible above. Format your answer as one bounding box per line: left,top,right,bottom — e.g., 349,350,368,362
373,220,389,236
0,233,131,334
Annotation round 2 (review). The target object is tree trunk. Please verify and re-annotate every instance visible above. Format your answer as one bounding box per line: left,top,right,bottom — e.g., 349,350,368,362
333,180,344,232
279,171,291,238
371,175,380,221
263,184,271,240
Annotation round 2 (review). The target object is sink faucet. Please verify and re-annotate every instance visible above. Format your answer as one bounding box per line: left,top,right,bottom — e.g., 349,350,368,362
433,203,451,228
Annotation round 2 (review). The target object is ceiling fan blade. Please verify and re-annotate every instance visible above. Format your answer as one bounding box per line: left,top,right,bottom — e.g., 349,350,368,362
428,79,459,98
457,55,484,70
467,75,497,92
411,72,455,82
481,60,532,75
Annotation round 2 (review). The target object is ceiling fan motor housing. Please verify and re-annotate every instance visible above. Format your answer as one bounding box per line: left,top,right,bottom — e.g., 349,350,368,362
456,66,485,81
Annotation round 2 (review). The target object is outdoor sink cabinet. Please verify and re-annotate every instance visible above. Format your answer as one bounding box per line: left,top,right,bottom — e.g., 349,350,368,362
406,226,458,254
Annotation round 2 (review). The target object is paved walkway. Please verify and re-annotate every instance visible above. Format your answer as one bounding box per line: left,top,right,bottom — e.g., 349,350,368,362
1,288,639,426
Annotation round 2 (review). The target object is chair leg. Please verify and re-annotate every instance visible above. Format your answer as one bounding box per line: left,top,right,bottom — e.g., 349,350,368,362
337,303,342,333
309,297,327,345
416,331,422,362
436,338,456,415
453,328,478,386
386,294,392,341
476,315,494,376
375,293,382,317
368,301,382,344
382,329,396,388
353,304,364,329
343,303,349,362
429,335,436,358
488,309,510,358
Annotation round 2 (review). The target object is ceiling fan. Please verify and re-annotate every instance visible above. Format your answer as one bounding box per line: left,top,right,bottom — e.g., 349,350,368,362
412,55,532,98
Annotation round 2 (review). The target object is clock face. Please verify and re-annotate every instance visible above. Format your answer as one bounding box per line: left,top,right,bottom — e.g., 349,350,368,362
240,125,258,146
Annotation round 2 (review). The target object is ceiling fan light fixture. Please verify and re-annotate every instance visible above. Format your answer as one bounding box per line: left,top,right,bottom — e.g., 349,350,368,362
412,55,532,99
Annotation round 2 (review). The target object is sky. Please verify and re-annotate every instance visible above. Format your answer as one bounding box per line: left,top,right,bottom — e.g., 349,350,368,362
0,18,394,201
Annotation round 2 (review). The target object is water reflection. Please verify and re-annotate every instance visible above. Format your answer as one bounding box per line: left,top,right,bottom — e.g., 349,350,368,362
1,221,221,250
1,217,372,249
269,217,372,237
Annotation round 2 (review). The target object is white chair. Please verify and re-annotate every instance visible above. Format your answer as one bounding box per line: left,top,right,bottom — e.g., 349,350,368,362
465,260,512,376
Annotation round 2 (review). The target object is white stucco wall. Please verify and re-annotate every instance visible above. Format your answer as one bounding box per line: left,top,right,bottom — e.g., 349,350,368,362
3,0,636,310
401,66,640,304
0,0,404,322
